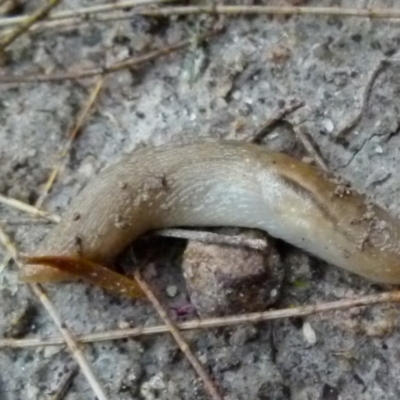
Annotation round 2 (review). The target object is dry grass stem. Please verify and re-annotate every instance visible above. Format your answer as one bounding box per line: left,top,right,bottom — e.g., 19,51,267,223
2,290,400,349
1,5,400,32
0,222,18,258
247,98,329,171
0,224,109,399
0,0,172,27
0,254,11,275
293,125,329,172
29,284,109,400
0,79,107,399
155,228,268,250
106,5,400,19
36,77,104,207
0,0,61,51
0,193,60,222
0,81,108,397
134,270,224,400
0,30,219,83
249,99,305,144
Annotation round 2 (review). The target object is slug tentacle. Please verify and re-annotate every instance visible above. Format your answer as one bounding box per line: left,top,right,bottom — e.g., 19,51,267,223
23,141,400,284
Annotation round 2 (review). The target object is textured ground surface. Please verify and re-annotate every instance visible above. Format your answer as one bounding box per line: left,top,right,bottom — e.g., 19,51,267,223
2,0,400,399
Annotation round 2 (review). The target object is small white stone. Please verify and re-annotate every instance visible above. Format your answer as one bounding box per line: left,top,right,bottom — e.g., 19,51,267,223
215,97,228,109
27,149,37,157
232,91,242,100
147,372,165,390
268,132,279,140
302,322,317,345
43,345,62,358
117,320,130,329
374,145,383,154
323,118,334,133
270,289,278,298
78,162,94,178
301,156,314,164
140,372,167,400
198,353,208,364
166,285,178,297
128,372,139,382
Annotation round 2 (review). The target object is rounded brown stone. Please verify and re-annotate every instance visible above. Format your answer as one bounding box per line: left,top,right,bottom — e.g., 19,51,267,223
182,229,284,318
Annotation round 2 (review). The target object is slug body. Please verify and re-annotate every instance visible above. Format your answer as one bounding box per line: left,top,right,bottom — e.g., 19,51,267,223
24,141,400,284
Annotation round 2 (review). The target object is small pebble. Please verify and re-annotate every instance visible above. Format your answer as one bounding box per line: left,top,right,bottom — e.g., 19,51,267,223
166,285,178,298
374,145,383,154
141,372,166,400
117,320,130,329
268,132,279,140
323,118,334,133
182,229,284,317
198,353,208,364
43,345,62,358
302,322,317,345
27,149,37,158
232,91,242,100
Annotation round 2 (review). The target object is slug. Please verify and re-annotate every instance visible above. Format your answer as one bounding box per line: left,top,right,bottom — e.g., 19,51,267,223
23,140,400,285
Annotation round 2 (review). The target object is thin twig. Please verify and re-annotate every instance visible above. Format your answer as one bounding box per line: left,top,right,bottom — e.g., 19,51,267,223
134,270,224,400
334,58,393,146
1,5,400,32
36,77,104,207
154,228,268,250
0,193,60,222
0,79,103,257
0,223,17,256
0,0,61,52
47,364,78,400
25,9,168,33
0,29,220,83
0,224,109,400
0,217,56,225
0,48,105,400
0,254,11,275
97,5,400,19
2,290,400,349
246,98,328,170
30,284,108,400
0,226,16,275
292,125,329,172
248,99,305,144
0,0,172,27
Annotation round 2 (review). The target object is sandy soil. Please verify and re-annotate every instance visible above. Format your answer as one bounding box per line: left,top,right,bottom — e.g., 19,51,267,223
1,0,400,399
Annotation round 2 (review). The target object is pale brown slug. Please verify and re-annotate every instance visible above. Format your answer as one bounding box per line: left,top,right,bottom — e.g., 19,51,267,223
23,140,400,285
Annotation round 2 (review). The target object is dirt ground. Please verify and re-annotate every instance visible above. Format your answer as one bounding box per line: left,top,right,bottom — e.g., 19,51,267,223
2,0,400,399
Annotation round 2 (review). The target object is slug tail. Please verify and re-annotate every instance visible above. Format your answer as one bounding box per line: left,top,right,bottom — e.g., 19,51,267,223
21,256,145,299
